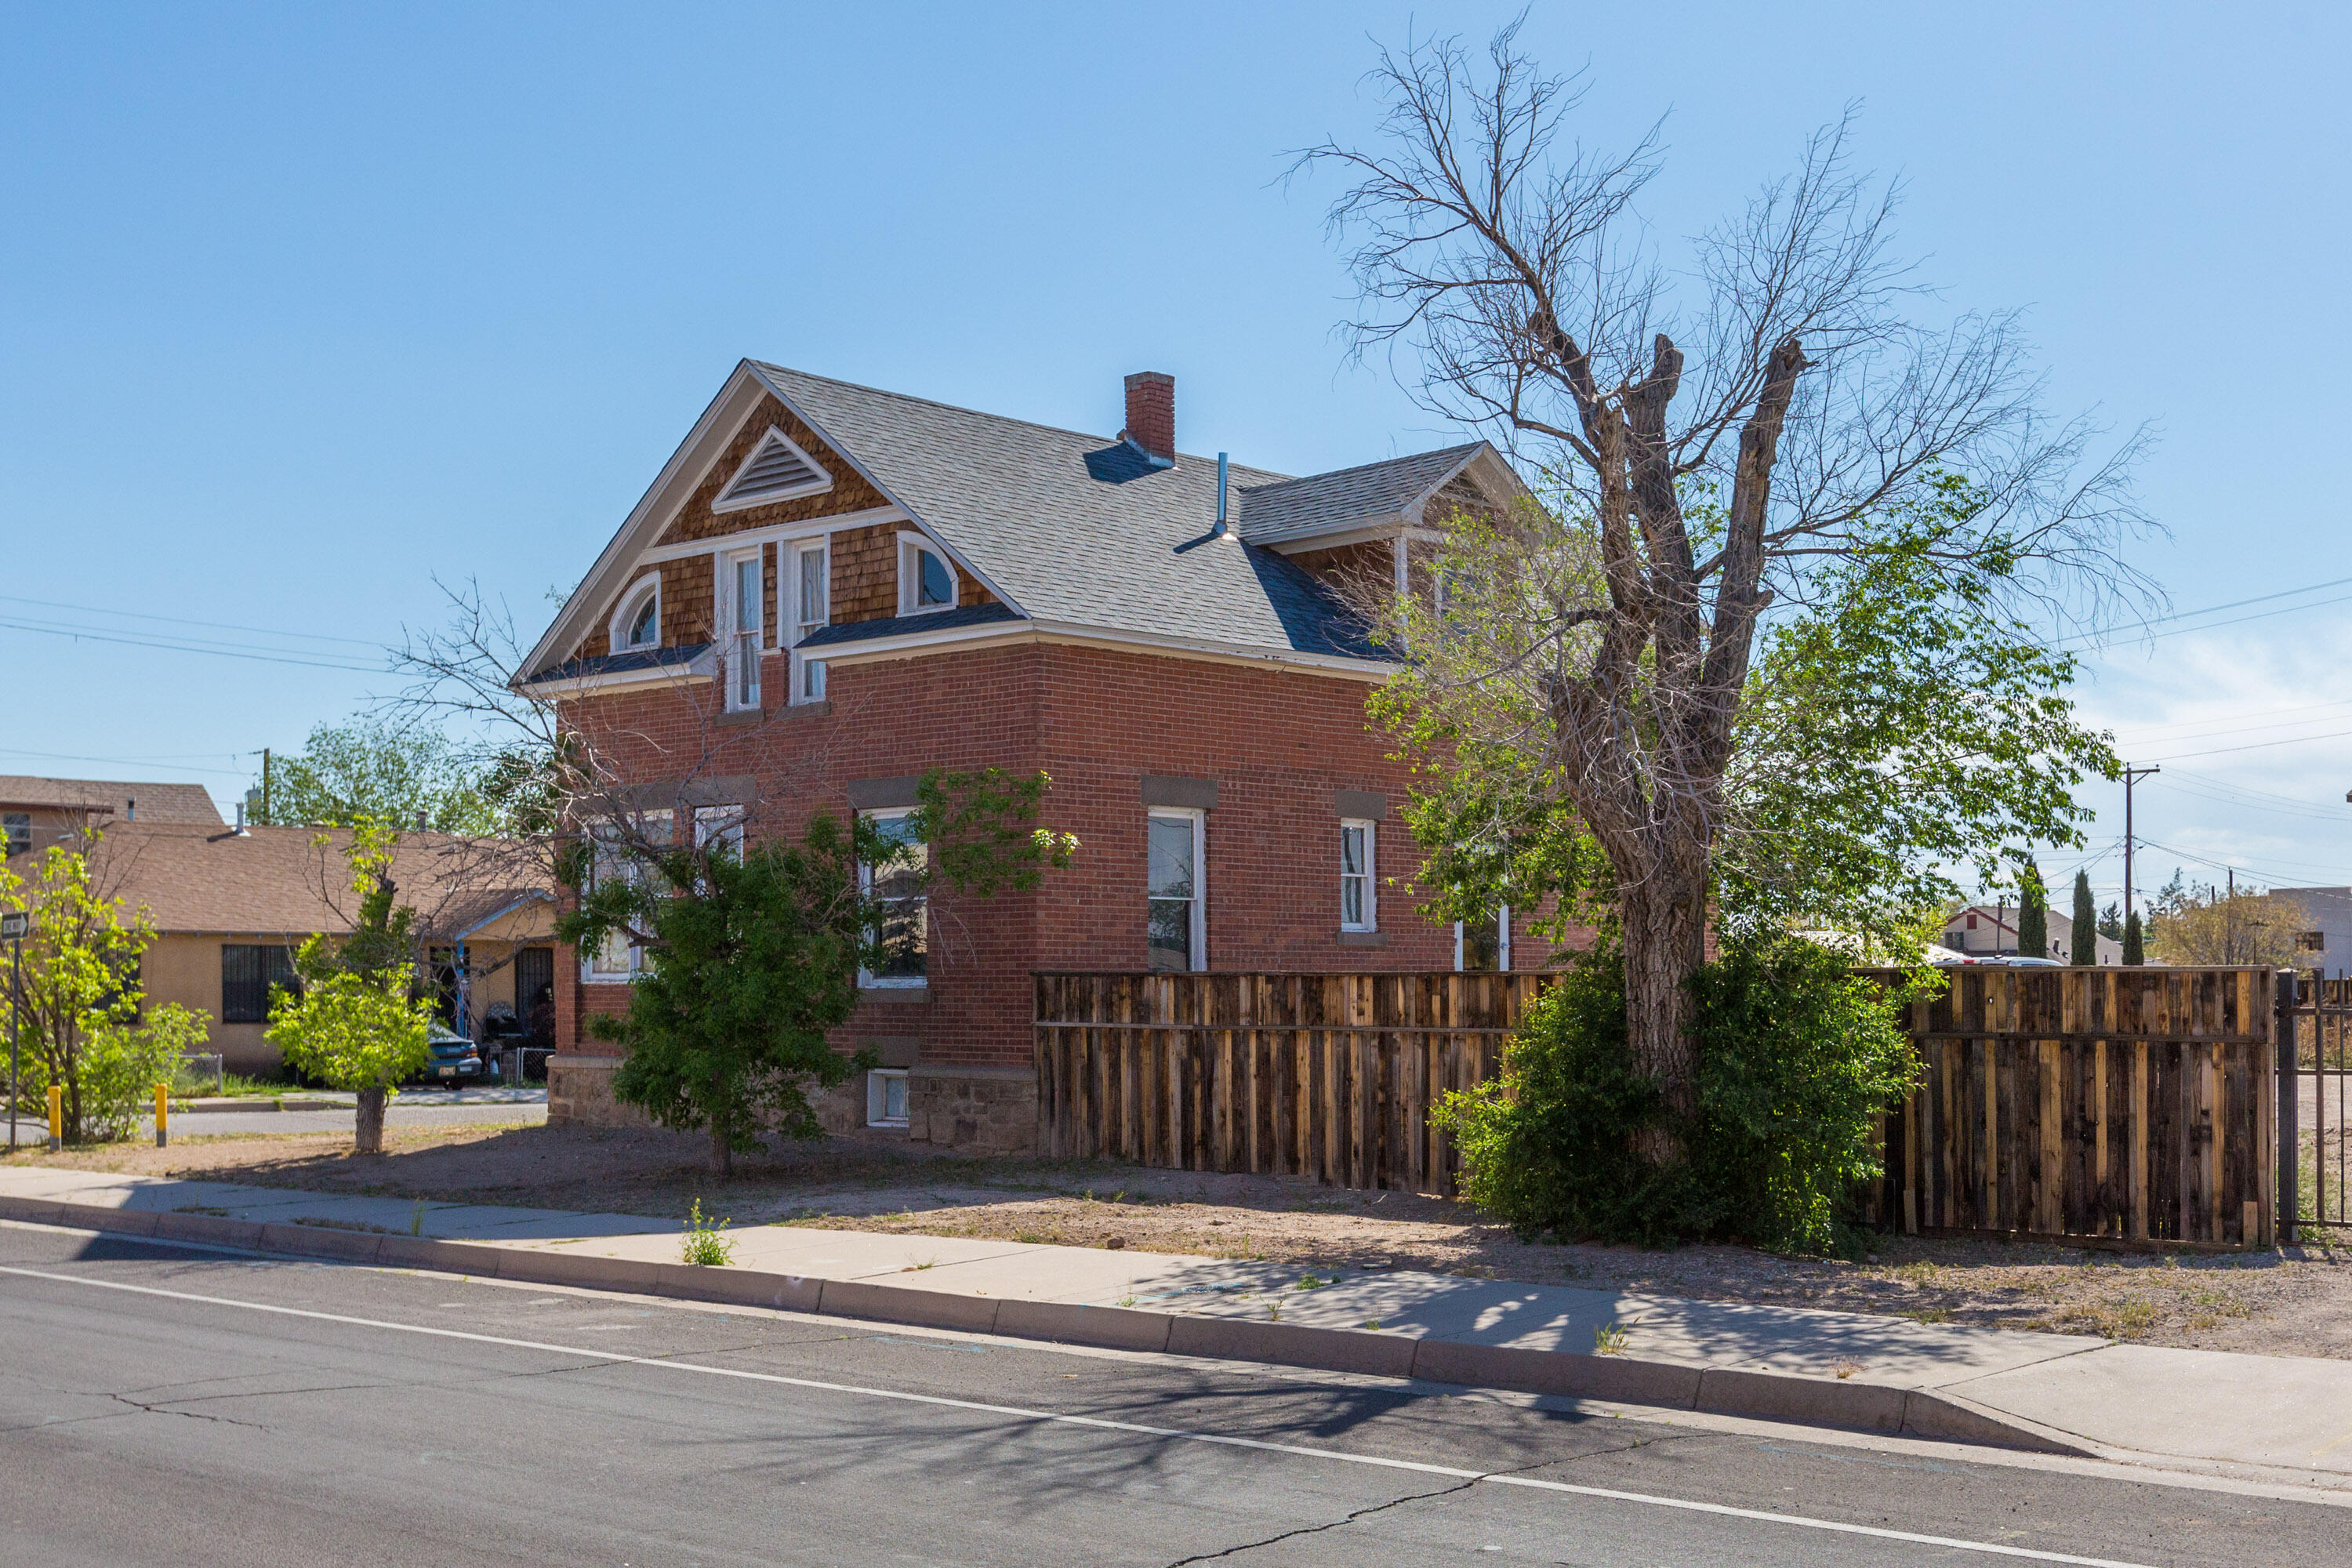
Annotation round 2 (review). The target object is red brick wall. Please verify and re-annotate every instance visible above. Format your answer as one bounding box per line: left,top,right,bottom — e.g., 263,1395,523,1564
554,640,1582,1074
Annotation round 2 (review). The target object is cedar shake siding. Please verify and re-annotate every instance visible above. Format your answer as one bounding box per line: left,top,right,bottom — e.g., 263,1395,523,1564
655,394,890,547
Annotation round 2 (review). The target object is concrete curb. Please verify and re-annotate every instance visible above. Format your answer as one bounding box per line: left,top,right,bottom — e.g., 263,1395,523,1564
0,1193,2093,1456
172,1098,349,1113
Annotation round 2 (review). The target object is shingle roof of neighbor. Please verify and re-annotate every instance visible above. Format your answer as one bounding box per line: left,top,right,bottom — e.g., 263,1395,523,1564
7,822,550,938
750,365,1393,662
0,776,223,826
1235,444,1485,547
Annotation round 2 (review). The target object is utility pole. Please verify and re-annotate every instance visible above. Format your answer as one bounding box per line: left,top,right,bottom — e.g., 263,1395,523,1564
2227,866,2236,965
2123,764,2161,949
260,747,272,826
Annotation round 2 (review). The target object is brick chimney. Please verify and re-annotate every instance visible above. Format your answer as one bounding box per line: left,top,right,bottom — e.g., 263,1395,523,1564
1122,371,1175,466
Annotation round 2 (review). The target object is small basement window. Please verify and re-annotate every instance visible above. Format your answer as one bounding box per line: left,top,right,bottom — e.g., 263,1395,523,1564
867,1068,909,1127
898,535,958,615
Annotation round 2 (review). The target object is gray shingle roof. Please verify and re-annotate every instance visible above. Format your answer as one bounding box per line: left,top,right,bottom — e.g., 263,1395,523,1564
521,642,711,688
1236,444,1483,547
752,365,1391,664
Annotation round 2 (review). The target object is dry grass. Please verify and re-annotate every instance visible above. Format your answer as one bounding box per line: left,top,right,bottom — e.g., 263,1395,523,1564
13,1120,2352,1358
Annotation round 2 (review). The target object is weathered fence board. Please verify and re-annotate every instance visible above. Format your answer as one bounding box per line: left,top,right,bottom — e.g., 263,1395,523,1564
1035,965,2278,1246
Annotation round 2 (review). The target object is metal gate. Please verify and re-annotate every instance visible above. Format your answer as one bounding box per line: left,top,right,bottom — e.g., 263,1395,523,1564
2286,973,2352,1236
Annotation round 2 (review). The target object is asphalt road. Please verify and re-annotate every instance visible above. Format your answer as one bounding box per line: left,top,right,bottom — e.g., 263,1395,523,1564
0,1225,2344,1567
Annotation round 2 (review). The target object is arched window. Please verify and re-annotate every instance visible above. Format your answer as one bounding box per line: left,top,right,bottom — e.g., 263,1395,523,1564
612,577,661,652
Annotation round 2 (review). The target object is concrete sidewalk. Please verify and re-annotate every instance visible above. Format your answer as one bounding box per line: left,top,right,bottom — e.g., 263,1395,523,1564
5,1165,2350,1483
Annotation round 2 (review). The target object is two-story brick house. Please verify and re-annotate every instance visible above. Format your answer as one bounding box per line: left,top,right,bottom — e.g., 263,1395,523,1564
519,361,1545,1150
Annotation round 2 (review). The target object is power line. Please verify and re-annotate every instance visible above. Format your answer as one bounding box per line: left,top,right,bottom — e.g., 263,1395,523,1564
0,748,255,779
2137,726,2352,763
0,594,387,649
2107,695,2352,742
0,617,386,673
2066,575,2352,650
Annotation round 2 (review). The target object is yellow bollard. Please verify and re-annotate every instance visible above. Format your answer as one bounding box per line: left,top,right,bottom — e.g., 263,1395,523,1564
154,1082,169,1149
46,1083,61,1152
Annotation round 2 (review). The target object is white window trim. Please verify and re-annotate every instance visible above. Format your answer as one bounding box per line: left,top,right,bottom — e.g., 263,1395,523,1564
710,425,833,514
790,539,829,705
720,546,764,711
897,532,960,617
580,811,673,983
858,807,927,989
866,1067,909,1128
610,574,661,653
1148,806,1208,973
1339,818,1377,932
1452,906,1512,972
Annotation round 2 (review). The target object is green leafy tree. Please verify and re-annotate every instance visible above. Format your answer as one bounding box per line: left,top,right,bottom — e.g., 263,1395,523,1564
2015,858,2049,960
1305,25,2144,1160
2123,909,2145,967
1432,937,1918,1255
266,822,434,1152
562,768,1076,1176
2098,902,2125,942
1,840,154,1142
2071,871,2097,965
79,1005,210,1141
259,718,503,833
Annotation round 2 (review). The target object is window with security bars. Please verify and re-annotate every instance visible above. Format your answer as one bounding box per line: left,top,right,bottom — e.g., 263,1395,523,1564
220,944,301,1024
2,813,27,858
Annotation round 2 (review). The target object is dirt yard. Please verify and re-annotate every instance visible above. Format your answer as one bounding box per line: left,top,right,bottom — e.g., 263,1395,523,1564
15,1119,2352,1359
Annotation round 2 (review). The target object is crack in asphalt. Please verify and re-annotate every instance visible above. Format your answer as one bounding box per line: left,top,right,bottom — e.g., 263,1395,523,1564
1153,1431,1700,1566
107,1392,270,1431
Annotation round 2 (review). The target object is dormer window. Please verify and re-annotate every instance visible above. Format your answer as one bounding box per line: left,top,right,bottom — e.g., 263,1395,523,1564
612,576,661,652
898,535,959,615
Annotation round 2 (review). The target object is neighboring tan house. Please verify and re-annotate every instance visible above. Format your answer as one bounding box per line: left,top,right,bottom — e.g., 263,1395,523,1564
1,775,222,858
517,361,1572,1149
6,821,557,1074
1943,903,2122,964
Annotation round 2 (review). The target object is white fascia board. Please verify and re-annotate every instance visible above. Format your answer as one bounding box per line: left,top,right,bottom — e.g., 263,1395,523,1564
813,616,1400,682
1262,517,1408,554
522,657,717,702
449,890,556,942
518,363,776,681
634,504,907,564
746,365,1026,619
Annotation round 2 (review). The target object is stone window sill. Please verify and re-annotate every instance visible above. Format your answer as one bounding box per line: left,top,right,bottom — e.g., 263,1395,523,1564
859,985,930,1004
1337,931,1388,948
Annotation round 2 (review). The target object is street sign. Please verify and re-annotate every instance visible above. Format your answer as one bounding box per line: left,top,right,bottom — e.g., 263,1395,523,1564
0,912,24,941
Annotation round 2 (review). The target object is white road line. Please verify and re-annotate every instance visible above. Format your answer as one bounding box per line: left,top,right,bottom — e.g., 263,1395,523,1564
0,1261,2154,1568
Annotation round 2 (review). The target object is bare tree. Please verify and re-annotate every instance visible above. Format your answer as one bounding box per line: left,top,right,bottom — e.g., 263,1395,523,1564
1296,20,2150,1152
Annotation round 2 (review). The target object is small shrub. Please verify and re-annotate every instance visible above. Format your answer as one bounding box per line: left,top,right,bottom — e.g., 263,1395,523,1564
681,1199,735,1267
1432,937,1918,1255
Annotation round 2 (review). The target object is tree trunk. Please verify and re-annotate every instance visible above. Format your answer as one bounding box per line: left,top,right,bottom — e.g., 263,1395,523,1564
709,1119,732,1178
355,1086,387,1154
1617,855,1710,1163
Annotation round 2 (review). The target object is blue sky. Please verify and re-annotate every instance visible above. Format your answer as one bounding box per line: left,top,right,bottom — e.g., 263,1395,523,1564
5,2,2350,915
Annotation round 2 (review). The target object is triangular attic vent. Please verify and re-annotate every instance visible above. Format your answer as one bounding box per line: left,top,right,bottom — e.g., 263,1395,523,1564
713,426,832,512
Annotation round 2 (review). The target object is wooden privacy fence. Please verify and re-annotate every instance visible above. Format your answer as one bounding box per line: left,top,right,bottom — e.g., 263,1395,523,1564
1864,966,2277,1248
1036,964,2282,1248
1033,971,1546,1195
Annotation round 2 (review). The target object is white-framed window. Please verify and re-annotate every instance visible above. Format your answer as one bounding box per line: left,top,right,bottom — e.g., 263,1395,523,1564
1147,808,1206,972
897,533,959,615
791,540,829,703
858,808,928,988
867,1068,909,1127
693,804,746,858
611,575,661,652
582,810,672,981
723,547,762,711
1454,907,1512,972
1340,819,1376,931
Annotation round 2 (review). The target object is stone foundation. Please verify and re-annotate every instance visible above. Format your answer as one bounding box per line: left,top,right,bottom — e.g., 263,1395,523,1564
909,1065,1036,1155
546,1051,1036,1155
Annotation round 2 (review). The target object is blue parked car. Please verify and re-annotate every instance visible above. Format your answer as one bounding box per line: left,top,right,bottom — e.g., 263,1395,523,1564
416,1023,486,1087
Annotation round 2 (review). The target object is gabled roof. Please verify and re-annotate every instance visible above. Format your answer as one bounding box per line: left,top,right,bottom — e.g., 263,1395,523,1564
0,776,223,826
522,361,1529,684
1236,443,1487,547
8,822,553,938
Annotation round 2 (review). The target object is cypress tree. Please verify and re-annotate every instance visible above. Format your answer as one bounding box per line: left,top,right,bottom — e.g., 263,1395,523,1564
2123,909,2144,966
2016,858,2048,960
2071,870,2097,964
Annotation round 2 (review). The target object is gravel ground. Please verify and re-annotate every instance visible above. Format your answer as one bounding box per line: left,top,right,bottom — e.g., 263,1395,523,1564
13,1120,2352,1358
